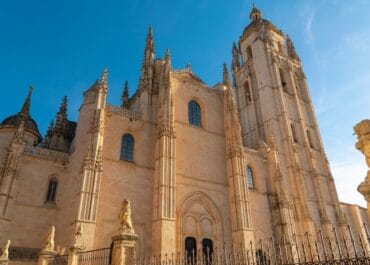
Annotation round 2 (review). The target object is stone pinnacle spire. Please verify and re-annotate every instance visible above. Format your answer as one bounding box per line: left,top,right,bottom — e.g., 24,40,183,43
19,86,33,116
55,96,67,136
100,68,108,92
165,48,171,66
139,26,155,93
223,63,231,88
232,42,241,74
121,81,129,109
145,26,154,56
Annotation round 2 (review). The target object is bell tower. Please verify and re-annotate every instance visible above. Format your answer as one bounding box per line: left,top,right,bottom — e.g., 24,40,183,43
231,6,347,247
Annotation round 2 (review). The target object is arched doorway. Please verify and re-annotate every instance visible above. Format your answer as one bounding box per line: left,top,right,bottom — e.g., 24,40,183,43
177,192,222,258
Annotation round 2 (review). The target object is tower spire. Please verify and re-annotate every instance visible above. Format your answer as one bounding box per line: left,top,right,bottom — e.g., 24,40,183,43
19,86,33,116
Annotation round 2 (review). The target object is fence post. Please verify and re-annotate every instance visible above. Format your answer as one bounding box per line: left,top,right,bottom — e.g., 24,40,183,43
111,199,138,265
38,226,57,265
0,240,10,265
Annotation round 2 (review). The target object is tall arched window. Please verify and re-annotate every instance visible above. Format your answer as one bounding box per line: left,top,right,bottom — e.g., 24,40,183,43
246,46,253,60
46,177,58,202
291,124,298,143
279,69,288,93
188,100,202,127
244,81,252,106
120,134,134,161
246,166,254,189
306,130,314,148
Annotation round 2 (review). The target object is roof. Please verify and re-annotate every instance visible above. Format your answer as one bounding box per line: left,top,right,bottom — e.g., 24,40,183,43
0,113,41,140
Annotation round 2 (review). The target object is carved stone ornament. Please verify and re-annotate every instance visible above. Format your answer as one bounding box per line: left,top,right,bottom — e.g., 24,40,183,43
73,224,86,250
119,199,135,235
41,226,56,254
0,240,10,260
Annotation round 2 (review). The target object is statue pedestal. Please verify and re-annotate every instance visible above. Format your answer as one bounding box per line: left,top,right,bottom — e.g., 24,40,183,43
111,233,138,265
0,259,8,265
38,250,57,265
67,246,84,265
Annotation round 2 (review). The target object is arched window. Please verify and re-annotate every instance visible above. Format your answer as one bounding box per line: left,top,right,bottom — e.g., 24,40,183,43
291,124,298,143
306,130,314,148
188,100,202,127
246,166,254,189
120,134,134,161
279,69,288,93
278,42,284,53
46,177,58,202
246,46,253,60
244,81,252,106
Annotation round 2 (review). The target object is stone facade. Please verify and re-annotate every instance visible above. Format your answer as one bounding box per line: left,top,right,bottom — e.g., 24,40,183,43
0,6,368,261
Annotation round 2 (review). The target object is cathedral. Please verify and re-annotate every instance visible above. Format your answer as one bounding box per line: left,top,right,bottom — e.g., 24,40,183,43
0,6,368,261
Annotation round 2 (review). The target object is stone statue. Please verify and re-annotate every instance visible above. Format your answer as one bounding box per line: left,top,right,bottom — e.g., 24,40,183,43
354,120,370,204
42,226,55,252
119,199,135,234
0,240,10,260
73,224,86,250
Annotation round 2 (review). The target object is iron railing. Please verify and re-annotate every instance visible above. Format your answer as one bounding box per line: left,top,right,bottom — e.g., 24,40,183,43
78,247,111,265
50,254,68,265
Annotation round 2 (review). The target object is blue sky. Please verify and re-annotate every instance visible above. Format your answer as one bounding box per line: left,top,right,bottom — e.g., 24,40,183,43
0,0,369,206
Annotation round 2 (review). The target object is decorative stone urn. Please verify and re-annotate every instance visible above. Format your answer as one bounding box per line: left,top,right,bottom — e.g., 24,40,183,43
354,120,370,206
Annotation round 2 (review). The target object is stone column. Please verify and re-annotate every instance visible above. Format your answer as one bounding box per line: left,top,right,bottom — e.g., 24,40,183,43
38,226,57,265
112,200,138,265
0,240,10,265
355,120,370,219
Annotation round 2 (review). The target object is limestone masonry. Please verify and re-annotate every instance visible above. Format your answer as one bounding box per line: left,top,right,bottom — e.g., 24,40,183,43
0,6,368,262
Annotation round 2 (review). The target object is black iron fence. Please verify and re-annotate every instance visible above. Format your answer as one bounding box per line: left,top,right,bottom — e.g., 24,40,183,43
50,254,68,265
41,224,370,265
78,247,111,265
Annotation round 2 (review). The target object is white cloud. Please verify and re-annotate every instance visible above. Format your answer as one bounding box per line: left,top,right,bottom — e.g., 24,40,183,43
331,159,367,207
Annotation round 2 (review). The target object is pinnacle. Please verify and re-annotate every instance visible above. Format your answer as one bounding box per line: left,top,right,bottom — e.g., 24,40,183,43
19,85,33,116
223,63,231,88
165,49,171,62
123,81,129,97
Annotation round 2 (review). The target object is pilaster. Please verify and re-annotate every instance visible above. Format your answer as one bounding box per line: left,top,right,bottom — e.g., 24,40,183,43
0,122,25,216
223,65,254,250
151,50,176,255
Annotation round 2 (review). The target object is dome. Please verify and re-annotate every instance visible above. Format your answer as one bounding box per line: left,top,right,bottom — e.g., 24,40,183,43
0,86,41,142
0,113,41,140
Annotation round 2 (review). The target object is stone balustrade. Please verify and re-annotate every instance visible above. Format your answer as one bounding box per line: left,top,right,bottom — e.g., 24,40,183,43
23,146,69,163
106,105,142,121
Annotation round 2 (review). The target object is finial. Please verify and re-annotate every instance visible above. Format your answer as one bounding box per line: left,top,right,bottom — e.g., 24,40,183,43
165,48,170,62
223,63,231,88
41,226,56,254
249,4,262,21
186,63,191,72
19,85,33,116
145,26,154,53
0,240,10,261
